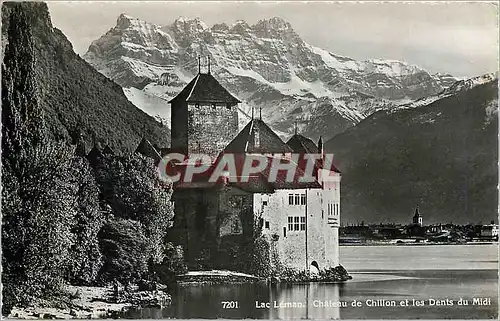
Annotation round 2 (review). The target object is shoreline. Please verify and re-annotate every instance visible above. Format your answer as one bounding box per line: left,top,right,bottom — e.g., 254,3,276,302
340,241,498,246
7,285,171,319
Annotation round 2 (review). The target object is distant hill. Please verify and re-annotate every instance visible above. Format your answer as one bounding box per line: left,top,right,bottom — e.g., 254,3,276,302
1,2,169,154
326,75,498,225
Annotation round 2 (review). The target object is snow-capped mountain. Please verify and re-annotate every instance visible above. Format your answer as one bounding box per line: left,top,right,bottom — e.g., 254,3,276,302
84,14,457,140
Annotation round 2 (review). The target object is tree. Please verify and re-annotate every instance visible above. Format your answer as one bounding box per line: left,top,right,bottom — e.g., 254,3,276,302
1,5,78,312
1,140,78,311
93,153,174,265
97,218,149,284
65,157,104,285
152,242,187,284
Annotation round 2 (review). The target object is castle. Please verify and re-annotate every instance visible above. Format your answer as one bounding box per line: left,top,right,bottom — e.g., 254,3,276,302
165,67,341,274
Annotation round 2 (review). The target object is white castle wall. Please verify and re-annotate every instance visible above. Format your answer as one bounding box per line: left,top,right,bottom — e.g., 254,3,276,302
253,169,341,273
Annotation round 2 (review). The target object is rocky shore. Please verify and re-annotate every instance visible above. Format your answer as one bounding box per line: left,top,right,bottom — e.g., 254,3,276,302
272,265,353,284
7,285,171,319
177,267,352,286
177,270,261,285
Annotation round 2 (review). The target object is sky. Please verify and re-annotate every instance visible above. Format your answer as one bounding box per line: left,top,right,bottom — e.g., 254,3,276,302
47,1,499,78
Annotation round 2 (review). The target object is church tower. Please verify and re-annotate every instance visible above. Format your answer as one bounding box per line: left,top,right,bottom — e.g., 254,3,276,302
169,59,240,159
413,205,423,226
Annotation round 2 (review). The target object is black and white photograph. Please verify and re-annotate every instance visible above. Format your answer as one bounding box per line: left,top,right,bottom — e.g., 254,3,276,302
1,1,498,319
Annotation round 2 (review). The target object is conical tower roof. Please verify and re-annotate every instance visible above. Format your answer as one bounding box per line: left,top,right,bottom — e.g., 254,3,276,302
169,73,240,104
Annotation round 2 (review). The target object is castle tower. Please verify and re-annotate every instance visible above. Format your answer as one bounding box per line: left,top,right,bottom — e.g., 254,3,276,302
286,131,341,269
322,168,341,268
168,64,240,159
413,205,423,226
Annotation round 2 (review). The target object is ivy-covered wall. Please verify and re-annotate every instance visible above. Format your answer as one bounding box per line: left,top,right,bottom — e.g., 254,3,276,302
170,186,256,272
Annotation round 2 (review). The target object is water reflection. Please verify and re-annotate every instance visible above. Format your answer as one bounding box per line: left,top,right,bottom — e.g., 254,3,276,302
272,282,341,319
124,245,498,319
125,269,498,319
126,282,342,319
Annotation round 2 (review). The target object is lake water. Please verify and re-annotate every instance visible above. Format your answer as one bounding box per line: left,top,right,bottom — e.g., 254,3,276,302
126,244,498,319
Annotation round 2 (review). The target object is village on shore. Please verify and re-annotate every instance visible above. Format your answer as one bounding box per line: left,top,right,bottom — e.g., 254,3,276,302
340,207,499,245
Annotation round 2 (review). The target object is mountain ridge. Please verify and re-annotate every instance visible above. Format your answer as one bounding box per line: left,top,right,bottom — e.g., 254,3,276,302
325,75,498,225
83,13,458,141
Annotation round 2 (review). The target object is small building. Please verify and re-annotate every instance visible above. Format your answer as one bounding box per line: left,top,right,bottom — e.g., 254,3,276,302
427,224,444,234
481,224,499,239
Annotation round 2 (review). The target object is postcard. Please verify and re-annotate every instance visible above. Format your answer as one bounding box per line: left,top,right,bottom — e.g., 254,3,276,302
1,1,498,319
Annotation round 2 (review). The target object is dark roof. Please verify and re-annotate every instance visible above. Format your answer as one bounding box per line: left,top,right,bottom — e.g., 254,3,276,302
86,145,105,168
102,145,115,156
224,119,293,154
135,137,162,162
75,141,87,157
168,73,241,104
286,134,319,154
173,154,321,191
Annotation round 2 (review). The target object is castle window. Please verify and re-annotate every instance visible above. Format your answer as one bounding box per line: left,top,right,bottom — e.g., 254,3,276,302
283,227,287,238
195,103,200,108
262,200,268,206
294,194,300,205
226,103,231,110
288,194,293,205
288,216,306,232
265,221,270,229
211,103,216,109
300,194,306,205
288,217,293,231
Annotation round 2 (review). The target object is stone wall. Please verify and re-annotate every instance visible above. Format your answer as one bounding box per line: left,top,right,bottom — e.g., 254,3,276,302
170,101,188,152
170,186,254,271
170,188,221,268
320,169,341,267
171,172,342,273
255,188,329,273
187,103,238,158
